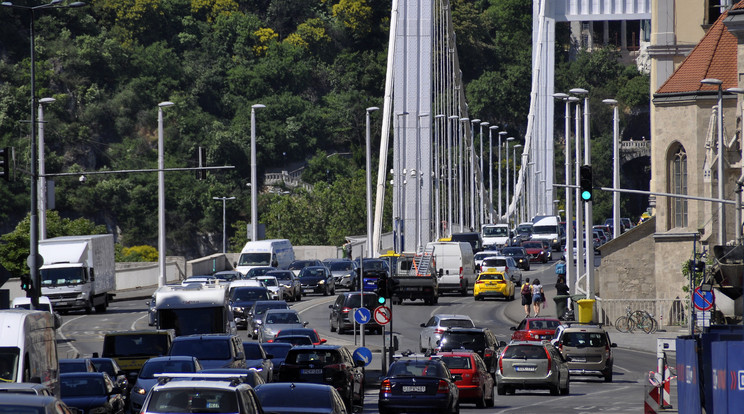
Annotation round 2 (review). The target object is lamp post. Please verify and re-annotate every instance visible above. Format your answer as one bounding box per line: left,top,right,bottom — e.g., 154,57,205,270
395,112,409,252
38,97,55,241
505,137,515,227
726,87,744,244
2,0,86,306
554,92,575,295
459,118,469,232
213,197,236,254
447,115,458,236
416,113,429,250
702,78,726,245
470,119,480,230
498,131,507,222
366,107,379,256
479,121,489,226
250,104,266,242
513,144,522,223
157,101,174,287
434,114,445,240
603,98,621,239
489,126,498,223
571,87,593,299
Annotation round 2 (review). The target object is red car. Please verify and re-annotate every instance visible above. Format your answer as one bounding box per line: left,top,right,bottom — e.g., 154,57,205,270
510,317,562,342
274,328,326,345
521,241,549,263
435,351,495,408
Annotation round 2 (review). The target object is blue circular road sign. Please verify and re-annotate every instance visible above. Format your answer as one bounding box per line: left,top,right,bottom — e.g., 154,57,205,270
353,347,373,367
354,307,372,325
693,287,714,311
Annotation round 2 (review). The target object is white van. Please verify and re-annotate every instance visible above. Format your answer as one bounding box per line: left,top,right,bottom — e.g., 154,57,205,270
530,216,563,251
11,296,62,329
235,239,294,276
426,241,476,295
481,224,512,248
0,310,59,397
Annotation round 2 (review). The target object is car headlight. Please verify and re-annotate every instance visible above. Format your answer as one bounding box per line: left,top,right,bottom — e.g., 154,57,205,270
133,386,147,395
318,280,325,284
233,306,244,313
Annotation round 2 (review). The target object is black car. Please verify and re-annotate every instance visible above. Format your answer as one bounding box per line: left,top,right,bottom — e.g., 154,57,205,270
298,265,336,296
241,342,274,383
88,357,128,393
276,345,365,411
437,327,505,379
329,291,383,334
451,231,485,253
247,300,290,339
500,246,531,271
60,372,125,414
379,357,459,414
260,342,293,367
229,286,272,329
255,382,349,414
266,270,302,302
288,259,323,276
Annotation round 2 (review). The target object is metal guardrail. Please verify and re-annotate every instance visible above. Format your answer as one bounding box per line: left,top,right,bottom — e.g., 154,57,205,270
596,297,689,329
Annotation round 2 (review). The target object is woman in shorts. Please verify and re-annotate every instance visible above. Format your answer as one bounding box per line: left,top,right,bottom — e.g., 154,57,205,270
531,278,545,316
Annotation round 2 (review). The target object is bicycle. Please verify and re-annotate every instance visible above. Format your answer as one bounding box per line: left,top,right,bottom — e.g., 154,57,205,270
632,310,658,334
615,306,635,333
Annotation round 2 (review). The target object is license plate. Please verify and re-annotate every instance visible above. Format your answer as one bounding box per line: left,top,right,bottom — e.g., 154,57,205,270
402,386,426,393
571,357,586,363
57,301,69,306
515,366,537,372
301,369,322,374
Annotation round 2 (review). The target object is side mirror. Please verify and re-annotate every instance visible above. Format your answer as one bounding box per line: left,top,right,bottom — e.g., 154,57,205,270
611,343,618,348
354,359,365,368
420,323,426,328
272,261,278,267
438,269,444,277
509,327,517,331
233,261,238,267
329,305,334,309
320,338,327,344
499,341,507,348
303,321,309,327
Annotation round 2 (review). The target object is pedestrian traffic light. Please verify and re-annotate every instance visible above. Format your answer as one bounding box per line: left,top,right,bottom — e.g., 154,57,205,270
0,147,9,182
579,165,593,202
20,275,33,293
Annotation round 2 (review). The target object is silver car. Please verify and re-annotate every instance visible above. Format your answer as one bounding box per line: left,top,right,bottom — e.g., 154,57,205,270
419,314,474,352
495,341,570,396
324,259,359,289
257,309,308,343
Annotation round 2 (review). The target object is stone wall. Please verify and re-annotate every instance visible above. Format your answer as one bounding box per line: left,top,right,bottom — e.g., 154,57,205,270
596,217,657,299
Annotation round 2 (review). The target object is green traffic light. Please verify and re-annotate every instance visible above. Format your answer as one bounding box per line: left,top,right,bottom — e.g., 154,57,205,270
581,190,592,201
377,296,386,304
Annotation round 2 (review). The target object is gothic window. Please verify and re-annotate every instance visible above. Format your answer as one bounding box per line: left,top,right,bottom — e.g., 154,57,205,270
670,146,687,228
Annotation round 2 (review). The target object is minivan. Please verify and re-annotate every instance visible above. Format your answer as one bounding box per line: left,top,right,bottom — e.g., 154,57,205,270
426,241,476,295
530,216,563,251
235,239,294,276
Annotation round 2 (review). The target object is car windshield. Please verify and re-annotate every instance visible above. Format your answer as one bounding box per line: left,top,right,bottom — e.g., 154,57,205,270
147,388,238,413
440,356,472,370
231,288,270,301
246,268,273,277
532,225,556,235
261,344,291,359
265,312,300,325
440,333,486,351
503,345,548,360
61,376,106,397
501,248,523,256
563,332,607,347
361,260,386,270
389,361,447,378
266,271,291,281
59,362,87,374
170,340,230,360
286,350,340,365
483,226,508,237
274,336,313,346
139,360,196,379
242,344,265,360
528,320,561,330
329,262,354,271
344,294,379,308
440,319,474,328
300,268,325,278
238,253,271,267
522,242,542,249
257,278,278,287
40,267,85,286
482,259,507,267
254,303,288,315
256,385,332,409
478,273,504,281
289,261,315,270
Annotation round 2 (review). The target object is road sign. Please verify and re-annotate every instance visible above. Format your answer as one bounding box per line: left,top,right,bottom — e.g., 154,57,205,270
693,287,714,311
354,307,371,325
696,310,711,327
352,347,373,367
373,305,391,325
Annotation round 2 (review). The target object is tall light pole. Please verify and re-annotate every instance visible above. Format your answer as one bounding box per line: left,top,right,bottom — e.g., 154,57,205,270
459,117,469,232
554,92,574,296
3,0,86,306
479,121,489,226
434,114,446,240
250,104,266,242
603,99,620,239
572,96,584,293
213,196,235,254
505,137,515,227
513,144,522,223
469,119,480,230
702,78,726,245
571,87,593,299
157,101,175,287
726,87,744,245
416,113,429,250
489,126,498,223
498,131,507,222
38,97,55,240
366,107,379,256
447,115,458,236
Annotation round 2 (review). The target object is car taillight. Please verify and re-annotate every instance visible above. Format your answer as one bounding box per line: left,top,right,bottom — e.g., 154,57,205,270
484,349,494,358
470,373,479,384
459,267,463,277
545,347,552,368
434,328,445,334
476,280,484,284
437,380,450,394
380,379,391,393
498,355,503,372
605,343,611,358
341,307,352,313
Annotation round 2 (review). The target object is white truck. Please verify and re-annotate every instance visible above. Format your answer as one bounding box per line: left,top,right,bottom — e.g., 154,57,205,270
481,224,512,248
235,239,294,276
39,234,115,314
152,283,237,337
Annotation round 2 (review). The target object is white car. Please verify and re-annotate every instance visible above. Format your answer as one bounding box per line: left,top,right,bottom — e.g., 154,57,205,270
480,256,523,285
140,374,261,414
419,314,475,352
252,276,285,300
181,276,218,287
474,250,501,272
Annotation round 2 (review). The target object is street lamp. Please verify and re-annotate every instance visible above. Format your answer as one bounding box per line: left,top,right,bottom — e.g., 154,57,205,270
395,112,409,252
570,87,593,299
38,97,55,241
479,121,489,225
2,0,86,306
513,144,523,223
213,196,236,254
447,115,458,236
250,104,266,242
603,98,620,239
434,114,446,240
488,126,498,223
505,137,515,227
498,131,507,222
416,113,429,250
469,119,480,230
554,92,575,296
702,78,726,245
726,87,744,244
157,101,174,287
459,117,469,232
365,107,379,256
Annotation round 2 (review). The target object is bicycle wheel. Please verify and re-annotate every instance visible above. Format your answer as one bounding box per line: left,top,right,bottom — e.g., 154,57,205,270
615,316,631,333
632,310,654,334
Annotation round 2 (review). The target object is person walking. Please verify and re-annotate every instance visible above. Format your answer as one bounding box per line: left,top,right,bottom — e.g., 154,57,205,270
531,278,545,316
521,278,532,318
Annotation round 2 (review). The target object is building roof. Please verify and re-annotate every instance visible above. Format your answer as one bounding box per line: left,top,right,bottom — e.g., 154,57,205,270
655,3,741,95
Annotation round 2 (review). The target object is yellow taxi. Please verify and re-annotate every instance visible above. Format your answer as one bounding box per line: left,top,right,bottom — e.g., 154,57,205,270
474,271,515,301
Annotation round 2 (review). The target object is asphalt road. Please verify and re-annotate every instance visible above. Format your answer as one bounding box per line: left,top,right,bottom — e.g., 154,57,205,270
57,256,664,413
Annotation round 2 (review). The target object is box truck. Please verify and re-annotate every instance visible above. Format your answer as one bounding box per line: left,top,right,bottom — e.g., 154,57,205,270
39,234,115,314
234,239,294,276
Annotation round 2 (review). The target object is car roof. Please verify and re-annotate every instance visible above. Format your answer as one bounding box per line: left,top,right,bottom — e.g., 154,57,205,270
435,314,472,320
60,372,105,378
152,379,246,391
0,393,62,406
287,345,342,351
265,308,298,314
437,350,477,357
442,327,488,333
172,334,235,341
144,356,198,363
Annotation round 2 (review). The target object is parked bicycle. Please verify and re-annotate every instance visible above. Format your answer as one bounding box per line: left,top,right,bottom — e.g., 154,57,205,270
615,307,658,334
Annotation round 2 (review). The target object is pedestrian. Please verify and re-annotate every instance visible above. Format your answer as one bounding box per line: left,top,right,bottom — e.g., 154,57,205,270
532,278,545,316
521,278,532,318
555,257,566,277
555,276,569,296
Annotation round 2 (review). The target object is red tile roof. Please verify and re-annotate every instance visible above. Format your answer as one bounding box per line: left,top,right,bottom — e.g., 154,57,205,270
655,3,741,95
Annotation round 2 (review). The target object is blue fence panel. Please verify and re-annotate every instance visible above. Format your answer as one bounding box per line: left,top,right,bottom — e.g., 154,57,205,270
711,341,728,412
676,337,702,414
700,325,744,413
724,342,744,409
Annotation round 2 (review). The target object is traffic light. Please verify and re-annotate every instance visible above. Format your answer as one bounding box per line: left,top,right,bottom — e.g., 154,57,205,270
20,275,33,293
0,147,9,182
376,275,388,303
693,261,705,273
579,165,593,202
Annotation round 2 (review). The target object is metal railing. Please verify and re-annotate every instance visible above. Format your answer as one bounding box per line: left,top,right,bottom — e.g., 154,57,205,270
595,297,689,329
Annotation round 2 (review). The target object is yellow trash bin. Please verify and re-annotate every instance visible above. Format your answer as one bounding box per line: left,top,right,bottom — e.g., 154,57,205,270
576,299,595,323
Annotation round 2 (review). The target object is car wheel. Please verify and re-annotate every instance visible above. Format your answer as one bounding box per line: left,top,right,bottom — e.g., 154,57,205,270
355,383,364,406
475,388,486,408
560,380,570,395
460,282,468,296
486,387,495,407
550,384,559,396
604,367,613,382
330,318,337,332
497,384,506,396
378,408,394,414
296,291,302,301
323,286,329,296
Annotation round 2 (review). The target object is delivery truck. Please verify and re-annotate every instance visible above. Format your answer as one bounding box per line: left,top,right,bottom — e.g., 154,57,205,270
39,234,115,314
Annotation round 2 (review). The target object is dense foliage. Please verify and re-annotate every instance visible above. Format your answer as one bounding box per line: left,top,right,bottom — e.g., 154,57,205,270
0,0,648,268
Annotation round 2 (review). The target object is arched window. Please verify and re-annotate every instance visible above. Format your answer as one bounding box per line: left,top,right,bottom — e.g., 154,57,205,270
670,146,687,228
